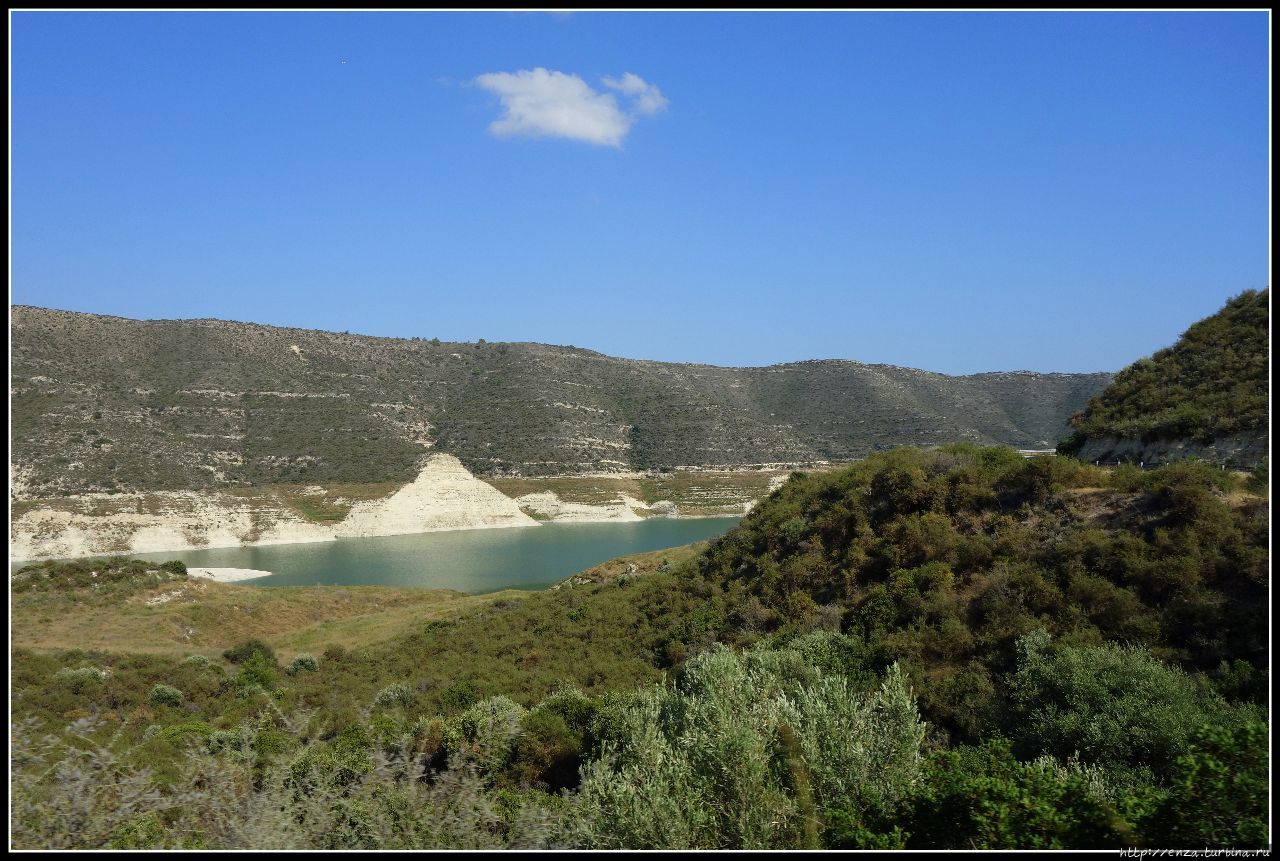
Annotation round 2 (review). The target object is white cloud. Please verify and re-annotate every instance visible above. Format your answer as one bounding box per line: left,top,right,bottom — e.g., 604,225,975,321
474,68,667,147
602,72,669,116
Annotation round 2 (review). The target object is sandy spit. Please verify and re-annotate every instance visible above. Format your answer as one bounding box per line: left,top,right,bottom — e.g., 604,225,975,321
187,567,273,582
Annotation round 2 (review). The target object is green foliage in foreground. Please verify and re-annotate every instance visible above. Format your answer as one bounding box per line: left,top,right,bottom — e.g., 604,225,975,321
1145,722,1270,848
1008,632,1261,778
575,639,924,849
11,633,1267,850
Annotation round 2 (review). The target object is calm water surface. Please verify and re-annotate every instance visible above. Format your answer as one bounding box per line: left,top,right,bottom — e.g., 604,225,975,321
23,518,740,594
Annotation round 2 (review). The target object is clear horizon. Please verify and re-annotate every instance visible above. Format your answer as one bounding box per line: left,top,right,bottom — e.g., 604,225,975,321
11,11,1270,375
12,298,1132,376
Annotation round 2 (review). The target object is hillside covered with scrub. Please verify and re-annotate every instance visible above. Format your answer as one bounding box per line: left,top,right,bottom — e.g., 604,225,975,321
10,445,1268,849
1060,289,1269,468
10,306,1109,496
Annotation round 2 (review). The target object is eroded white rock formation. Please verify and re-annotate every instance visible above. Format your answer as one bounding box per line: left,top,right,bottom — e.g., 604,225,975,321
334,454,537,538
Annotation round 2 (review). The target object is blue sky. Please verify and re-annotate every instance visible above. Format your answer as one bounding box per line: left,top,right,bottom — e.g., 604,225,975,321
10,11,1270,374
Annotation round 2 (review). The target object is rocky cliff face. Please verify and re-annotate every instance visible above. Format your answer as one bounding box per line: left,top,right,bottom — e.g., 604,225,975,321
513,491,651,522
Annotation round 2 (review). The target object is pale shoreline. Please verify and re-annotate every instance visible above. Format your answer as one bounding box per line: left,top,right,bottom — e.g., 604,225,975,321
7,511,743,566
187,567,274,583
7,511,747,562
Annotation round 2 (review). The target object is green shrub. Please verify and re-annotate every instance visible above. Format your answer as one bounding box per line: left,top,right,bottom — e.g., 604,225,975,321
373,682,413,708
1245,456,1267,494
439,680,479,713
533,683,597,733
234,652,279,697
183,654,211,668
107,814,167,849
149,684,184,708
444,696,527,773
511,709,583,791
286,654,319,676
158,722,215,745
573,644,925,849
158,560,188,575
54,666,107,694
1008,632,1241,776
223,639,276,665
881,741,1140,849
208,729,246,754
1142,721,1269,848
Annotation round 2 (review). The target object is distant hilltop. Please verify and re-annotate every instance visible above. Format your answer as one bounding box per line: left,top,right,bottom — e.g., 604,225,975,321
11,305,1111,496
1060,289,1269,469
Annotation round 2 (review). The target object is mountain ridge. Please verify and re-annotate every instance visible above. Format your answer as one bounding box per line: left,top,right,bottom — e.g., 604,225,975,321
11,304,1112,376
11,304,1111,496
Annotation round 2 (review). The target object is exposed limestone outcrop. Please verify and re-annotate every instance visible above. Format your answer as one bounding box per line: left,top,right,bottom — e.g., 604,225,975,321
9,455,750,564
10,490,335,562
10,454,534,562
514,491,646,522
334,454,537,538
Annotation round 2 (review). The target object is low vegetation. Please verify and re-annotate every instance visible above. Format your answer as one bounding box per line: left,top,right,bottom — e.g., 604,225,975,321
11,562,523,658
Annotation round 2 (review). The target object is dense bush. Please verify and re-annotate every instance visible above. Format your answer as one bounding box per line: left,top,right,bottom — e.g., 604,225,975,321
692,445,1266,739
233,653,279,698
54,666,107,694
1141,721,1269,848
223,640,276,665
373,683,413,709
148,684,184,708
1008,632,1254,777
873,741,1142,849
443,696,527,773
573,641,924,849
286,654,318,676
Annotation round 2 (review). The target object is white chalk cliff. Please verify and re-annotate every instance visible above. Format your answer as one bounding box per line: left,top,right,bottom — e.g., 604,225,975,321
10,454,535,562
334,454,537,537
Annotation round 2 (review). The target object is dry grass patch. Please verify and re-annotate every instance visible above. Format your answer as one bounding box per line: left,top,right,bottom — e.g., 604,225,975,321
10,580,526,659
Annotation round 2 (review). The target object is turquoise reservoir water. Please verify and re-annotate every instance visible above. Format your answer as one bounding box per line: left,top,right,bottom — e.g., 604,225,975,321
22,518,739,594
